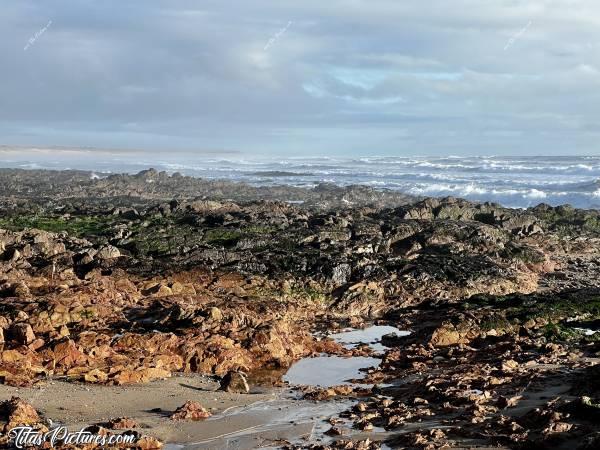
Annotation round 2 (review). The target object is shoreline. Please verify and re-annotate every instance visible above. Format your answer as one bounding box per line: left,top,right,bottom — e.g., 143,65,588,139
0,158,599,210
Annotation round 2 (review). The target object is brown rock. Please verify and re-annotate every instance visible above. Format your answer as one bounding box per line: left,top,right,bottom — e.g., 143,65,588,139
325,426,346,436
170,401,211,421
28,338,45,351
136,435,164,449
429,322,479,347
303,385,357,400
9,323,36,345
501,359,519,372
0,396,41,432
107,417,138,429
12,282,31,298
219,371,249,393
355,402,368,412
52,339,84,368
112,367,171,385
84,368,109,383
498,395,522,408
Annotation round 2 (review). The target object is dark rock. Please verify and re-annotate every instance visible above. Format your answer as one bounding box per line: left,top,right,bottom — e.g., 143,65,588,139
8,323,35,345
219,371,250,393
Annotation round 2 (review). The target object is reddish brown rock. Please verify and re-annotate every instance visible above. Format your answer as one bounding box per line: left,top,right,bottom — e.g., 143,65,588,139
84,368,109,383
0,396,42,432
52,338,84,368
170,401,211,421
112,367,171,385
107,417,138,429
135,435,164,449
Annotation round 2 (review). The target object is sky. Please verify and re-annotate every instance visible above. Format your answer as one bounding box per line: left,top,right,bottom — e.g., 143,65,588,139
1,0,600,157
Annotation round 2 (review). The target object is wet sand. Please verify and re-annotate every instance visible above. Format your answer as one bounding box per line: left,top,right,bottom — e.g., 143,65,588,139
0,373,359,449
0,374,286,448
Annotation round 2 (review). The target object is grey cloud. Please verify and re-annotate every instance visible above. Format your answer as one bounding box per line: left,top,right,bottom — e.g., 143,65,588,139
1,0,599,155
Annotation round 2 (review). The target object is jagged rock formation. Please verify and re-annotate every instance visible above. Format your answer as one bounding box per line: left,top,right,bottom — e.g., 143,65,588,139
0,169,599,448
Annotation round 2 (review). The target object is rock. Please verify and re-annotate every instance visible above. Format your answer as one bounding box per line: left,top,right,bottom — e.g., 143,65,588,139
358,420,374,431
498,395,522,408
12,282,31,298
84,368,109,383
303,385,358,401
219,371,250,393
52,339,84,368
115,208,140,220
96,245,121,260
429,322,478,347
135,436,163,450
501,360,519,371
208,307,223,321
9,249,21,262
355,402,368,413
9,323,36,345
107,417,138,429
331,263,351,285
112,367,171,385
58,325,70,337
28,338,44,351
544,421,573,434
136,435,164,449
0,396,42,432
170,401,211,421
77,251,94,265
325,426,346,436
1,169,600,447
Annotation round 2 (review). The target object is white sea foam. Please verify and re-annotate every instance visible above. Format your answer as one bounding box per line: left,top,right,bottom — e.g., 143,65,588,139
1,154,600,209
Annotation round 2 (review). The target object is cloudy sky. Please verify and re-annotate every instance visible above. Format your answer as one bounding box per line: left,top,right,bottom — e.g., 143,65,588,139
2,0,600,157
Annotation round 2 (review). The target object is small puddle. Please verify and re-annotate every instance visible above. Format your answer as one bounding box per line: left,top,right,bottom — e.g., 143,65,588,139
329,325,411,352
283,356,380,387
283,325,409,387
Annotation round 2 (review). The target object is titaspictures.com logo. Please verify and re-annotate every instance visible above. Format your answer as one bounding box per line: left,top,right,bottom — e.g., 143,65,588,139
8,426,137,448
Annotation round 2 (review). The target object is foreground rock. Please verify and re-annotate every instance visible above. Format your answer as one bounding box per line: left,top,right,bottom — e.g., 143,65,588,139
0,396,43,432
170,401,211,421
219,371,250,393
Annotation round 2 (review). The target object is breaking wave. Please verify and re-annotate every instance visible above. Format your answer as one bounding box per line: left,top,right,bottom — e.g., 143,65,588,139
1,152,600,209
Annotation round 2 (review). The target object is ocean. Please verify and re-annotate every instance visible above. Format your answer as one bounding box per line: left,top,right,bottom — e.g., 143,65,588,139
2,153,600,210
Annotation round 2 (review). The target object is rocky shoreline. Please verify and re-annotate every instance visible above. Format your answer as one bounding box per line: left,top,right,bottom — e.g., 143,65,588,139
0,169,599,449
